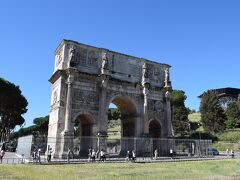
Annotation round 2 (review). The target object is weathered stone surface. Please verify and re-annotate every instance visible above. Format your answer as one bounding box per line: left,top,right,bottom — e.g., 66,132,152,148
47,39,173,158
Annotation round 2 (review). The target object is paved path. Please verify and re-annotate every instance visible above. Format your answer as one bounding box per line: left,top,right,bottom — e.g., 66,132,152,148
1,152,23,164
30,153,240,165
1,151,239,165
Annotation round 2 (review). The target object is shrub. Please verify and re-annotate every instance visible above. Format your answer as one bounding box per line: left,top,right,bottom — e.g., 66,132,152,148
189,132,218,142
217,130,240,143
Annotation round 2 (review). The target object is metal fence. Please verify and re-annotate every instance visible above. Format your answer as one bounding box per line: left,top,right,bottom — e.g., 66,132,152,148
12,136,212,162
47,136,212,159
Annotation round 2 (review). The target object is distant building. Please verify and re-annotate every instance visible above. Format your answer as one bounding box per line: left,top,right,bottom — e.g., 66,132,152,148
199,87,240,109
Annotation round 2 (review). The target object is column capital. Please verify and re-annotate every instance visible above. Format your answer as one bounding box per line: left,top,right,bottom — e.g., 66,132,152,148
66,74,74,85
165,90,171,100
99,74,109,88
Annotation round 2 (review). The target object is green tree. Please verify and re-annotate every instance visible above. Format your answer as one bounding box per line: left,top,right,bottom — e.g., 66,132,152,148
225,101,240,129
0,77,28,141
200,90,226,134
13,115,49,138
33,115,49,134
225,102,240,119
108,108,120,121
171,90,190,136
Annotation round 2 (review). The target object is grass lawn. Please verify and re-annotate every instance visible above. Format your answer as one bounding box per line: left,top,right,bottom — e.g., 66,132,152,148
188,113,201,122
1,159,240,180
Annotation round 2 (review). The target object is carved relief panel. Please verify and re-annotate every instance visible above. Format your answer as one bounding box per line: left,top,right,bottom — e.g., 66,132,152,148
66,45,100,71
55,46,64,70
72,89,99,111
147,99,165,121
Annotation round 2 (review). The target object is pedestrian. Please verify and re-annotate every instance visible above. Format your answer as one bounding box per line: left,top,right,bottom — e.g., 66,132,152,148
226,148,229,156
0,148,5,164
231,149,234,158
91,149,96,162
132,150,136,163
88,148,92,162
126,151,130,162
32,149,37,163
154,149,158,160
170,149,173,159
37,148,41,163
67,148,72,163
99,149,105,162
47,148,53,162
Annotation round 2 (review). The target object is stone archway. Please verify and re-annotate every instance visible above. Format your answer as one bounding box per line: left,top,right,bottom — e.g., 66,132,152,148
47,39,173,158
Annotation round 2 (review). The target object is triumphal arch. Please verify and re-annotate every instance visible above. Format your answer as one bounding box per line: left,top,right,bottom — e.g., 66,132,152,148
47,39,173,158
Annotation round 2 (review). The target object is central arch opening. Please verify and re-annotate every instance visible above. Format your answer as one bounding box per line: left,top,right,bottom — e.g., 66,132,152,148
107,96,137,156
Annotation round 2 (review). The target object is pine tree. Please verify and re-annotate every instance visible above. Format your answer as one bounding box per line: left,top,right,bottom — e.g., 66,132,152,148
200,90,226,134
0,77,28,141
225,101,240,129
171,90,189,136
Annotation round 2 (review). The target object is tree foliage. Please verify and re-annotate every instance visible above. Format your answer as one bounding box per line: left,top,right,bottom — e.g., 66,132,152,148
0,77,28,141
108,108,120,121
225,102,240,120
225,101,240,129
200,90,226,134
14,115,49,138
170,90,190,136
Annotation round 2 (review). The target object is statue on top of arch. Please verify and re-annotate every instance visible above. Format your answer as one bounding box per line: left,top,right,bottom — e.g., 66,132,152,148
68,46,77,67
164,67,171,88
101,52,108,74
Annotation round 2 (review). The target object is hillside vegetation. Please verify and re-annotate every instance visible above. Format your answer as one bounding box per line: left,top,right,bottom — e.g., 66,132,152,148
217,129,240,142
188,113,201,122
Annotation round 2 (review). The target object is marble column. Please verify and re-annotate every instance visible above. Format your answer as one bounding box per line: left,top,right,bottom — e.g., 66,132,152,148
59,73,74,158
143,84,150,133
97,75,108,135
165,90,174,137
63,74,74,134
141,62,150,134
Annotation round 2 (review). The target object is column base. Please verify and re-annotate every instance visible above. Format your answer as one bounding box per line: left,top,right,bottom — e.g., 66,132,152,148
58,131,74,159
96,131,108,152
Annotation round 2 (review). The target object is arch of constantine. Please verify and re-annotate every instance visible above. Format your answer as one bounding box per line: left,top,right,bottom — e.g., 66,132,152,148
47,39,174,158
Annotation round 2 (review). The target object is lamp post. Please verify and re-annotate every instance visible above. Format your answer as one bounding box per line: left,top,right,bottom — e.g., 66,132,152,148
198,123,201,157
97,132,100,152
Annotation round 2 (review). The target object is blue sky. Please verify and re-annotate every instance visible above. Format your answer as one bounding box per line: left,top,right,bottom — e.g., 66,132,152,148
0,0,239,127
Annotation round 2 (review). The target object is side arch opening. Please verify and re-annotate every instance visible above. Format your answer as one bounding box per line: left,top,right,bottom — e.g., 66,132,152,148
74,113,94,156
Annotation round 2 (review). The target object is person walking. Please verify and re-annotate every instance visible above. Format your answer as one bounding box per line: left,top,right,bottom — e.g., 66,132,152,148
99,149,106,162
231,149,235,158
88,148,92,162
154,149,158,160
226,148,229,156
132,150,136,163
67,148,72,163
0,148,5,163
170,149,173,159
47,148,53,163
126,151,130,162
37,148,41,163
91,149,96,162
32,149,37,163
